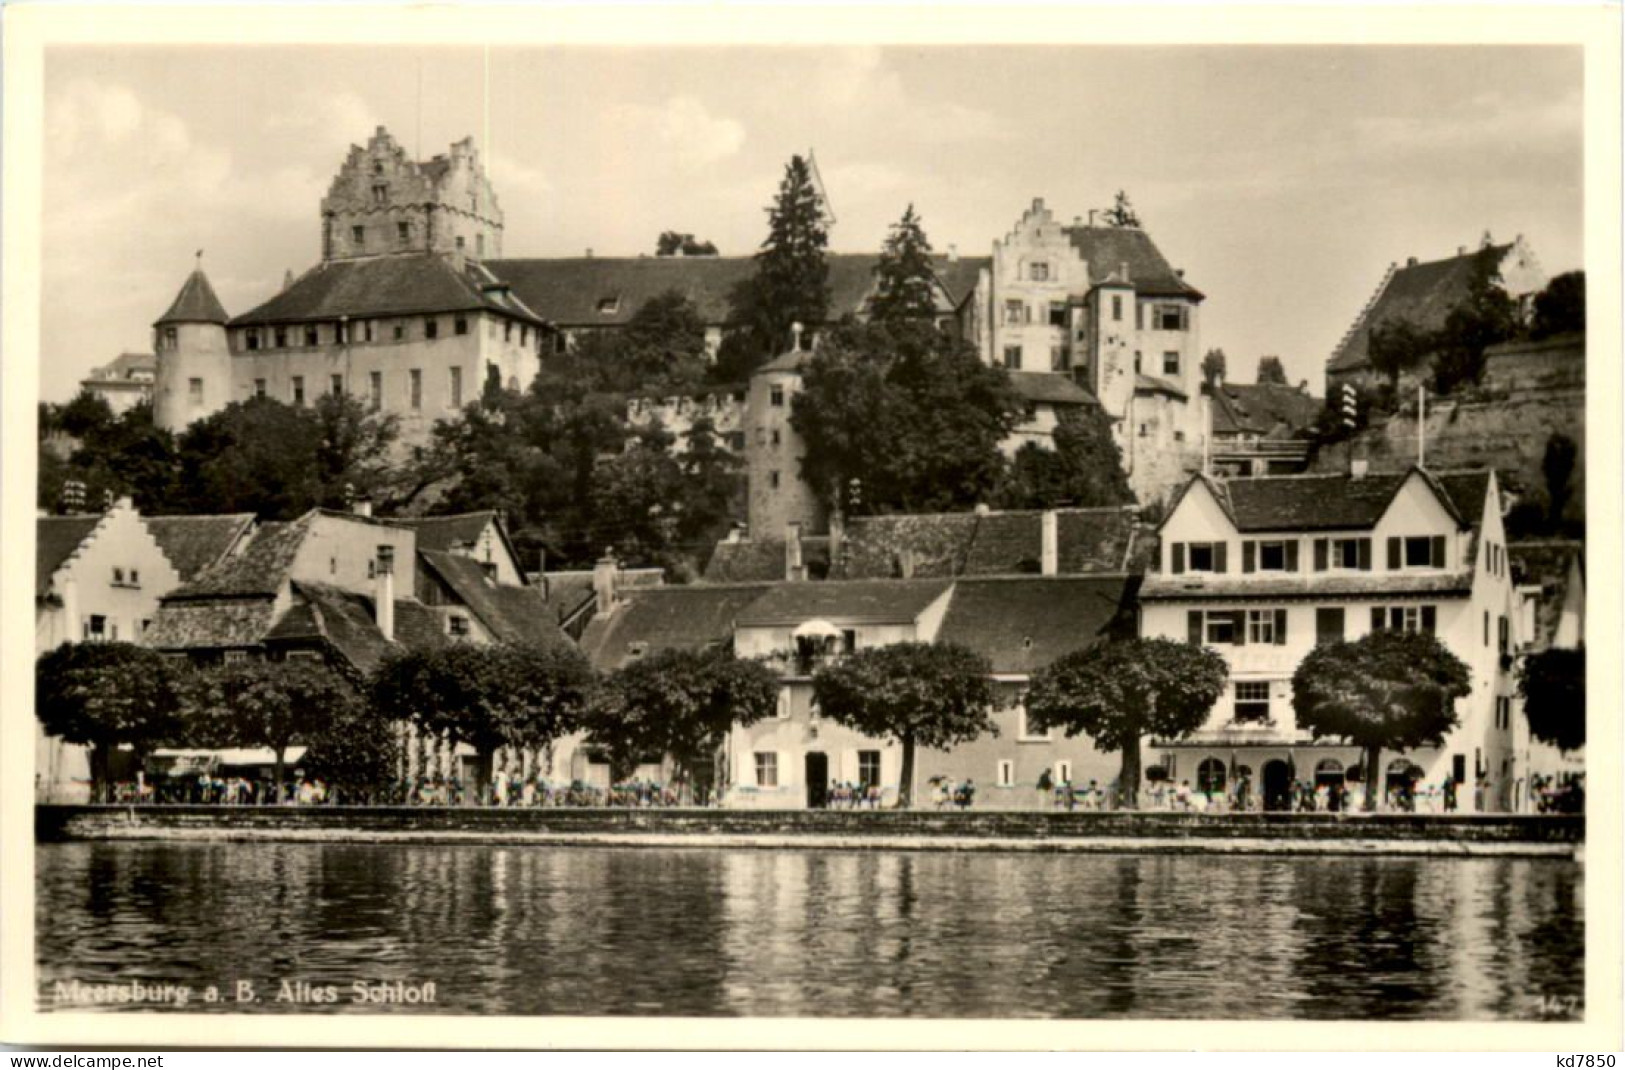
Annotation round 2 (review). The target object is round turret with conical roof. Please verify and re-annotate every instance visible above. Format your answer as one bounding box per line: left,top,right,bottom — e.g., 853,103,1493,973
152,262,231,432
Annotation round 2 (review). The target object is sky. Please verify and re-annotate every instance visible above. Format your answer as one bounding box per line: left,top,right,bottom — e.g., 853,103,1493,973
39,45,1583,402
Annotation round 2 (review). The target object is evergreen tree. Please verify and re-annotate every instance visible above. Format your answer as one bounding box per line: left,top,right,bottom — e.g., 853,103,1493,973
729,155,831,368
1256,355,1289,386
1200,348,1227,386
1102,190,1141,228
869,204,938,323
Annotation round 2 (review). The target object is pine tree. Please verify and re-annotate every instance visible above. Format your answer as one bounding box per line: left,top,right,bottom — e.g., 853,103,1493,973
870,204,938,323
1103,190,1141,228
732,155,831,362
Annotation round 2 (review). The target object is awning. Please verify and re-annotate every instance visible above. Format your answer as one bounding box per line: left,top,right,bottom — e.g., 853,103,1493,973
792,619,842,640
151,747,308,769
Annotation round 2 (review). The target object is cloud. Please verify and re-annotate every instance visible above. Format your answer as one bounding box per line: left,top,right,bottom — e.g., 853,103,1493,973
610,95,746,169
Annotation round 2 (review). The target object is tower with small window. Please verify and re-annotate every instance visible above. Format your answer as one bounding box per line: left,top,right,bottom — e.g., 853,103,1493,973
151,265,231,432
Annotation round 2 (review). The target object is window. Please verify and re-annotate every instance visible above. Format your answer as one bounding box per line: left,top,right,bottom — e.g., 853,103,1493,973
1389,535,1446,569
371,184,387,205
455,236,466,252
1134,351,1142,373
1315,607,1345,645
1050,345,1065,371
455,316,469,336
1246,540,1298,573
1197,758,1227,794
292,377,305,406
425,318,439,340
770,429,782,447
274,327,287,348
1135,301,1144,330
1171,541,1227,574
246,330,260,351
596,296,619,315
1029,262,1050,281
1190,610,1239,645
330,374,344,397
1018,706,1051,742
1048,302,1067,328
1054,760,1073,785
363,320,375,343
859,750,882,790
1111,295,1123,322
448,615,470,638
476,234,485,258
1162,351,1180,376
188,377,203,404
1484,610,1491,646
1247,608,1288,645
1155,304,1187,331
1498,615,1509,655
223,650,247,664
1234,681,1271,723
841,629,857,655
253,378,267,398
1003,345,1022,370
449,366,463,407
754,752,778,788
111,567,124,585
305,325,319,346
352,225,365,247
996,759,1014,787
397,222,410,244
1317,537,1371,571
766,384,786,409
410,369,422,410
163,327,179,350
1370,605,1437,635
1003,299,1026,325
504,321,513,343
369,371,382,411
769,471,781,489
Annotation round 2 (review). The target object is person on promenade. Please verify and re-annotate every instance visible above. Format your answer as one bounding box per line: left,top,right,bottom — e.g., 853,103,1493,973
1174,780,1191,811
1037,768,1053,809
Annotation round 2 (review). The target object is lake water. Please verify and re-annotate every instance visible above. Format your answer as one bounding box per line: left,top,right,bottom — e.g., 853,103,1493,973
36,842,1583,1019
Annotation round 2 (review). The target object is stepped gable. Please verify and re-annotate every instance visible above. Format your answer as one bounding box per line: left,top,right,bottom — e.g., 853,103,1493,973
580,583,772,671
36,516,102,599
156,268,229,326
230,254,547,327
1064,225,1204,300
937,575,1138,674
1328,244,1513,374
145,514,256,582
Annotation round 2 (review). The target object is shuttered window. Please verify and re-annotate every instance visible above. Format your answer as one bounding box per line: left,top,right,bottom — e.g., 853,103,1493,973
1315,607,1345,645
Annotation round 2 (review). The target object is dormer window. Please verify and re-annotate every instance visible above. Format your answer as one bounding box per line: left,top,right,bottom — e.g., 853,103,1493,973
448,614,470,638
597,296,621,315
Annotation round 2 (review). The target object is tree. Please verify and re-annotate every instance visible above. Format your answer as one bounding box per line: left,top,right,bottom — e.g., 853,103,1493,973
728,155,831,371
36,642,183,801
179,658,359,797
791,320,1021,515
1367,318,1436,394
38,398,179,516
1518,647,1584,753
656,231,718,257
585,646,780,802
994,406,1134,510
587,429,686,566
869,204,938,323
300,699,403,803
1200,348,1227,386
811,642,1001,808
1256,355,1288,386
1431,246,1521,395
1025,638,1228,809
617,290,712,392
1292,630,1471,811
1531,270,1584,340
1102,190,1141,228
369,643,593,803
1542,432,1578,532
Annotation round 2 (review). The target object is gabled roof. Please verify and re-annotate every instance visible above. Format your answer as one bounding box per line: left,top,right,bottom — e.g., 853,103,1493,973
1168,467,1486,536
396,512,497,554
1008,371,1097,406
962,508,1142,576
735,578,953,627
1134,374,1187,399
265,582,444,674
579,584,772,671
166,516,312,599
144,600,279,650
485,252,989,329
1328,244,1513,374
231,254,547,327
418,550,566,648
936,575,1136,675
36,515,103,599
1064,225,1203,300
156,269,229,326
83,352,157,384
1210,383,1321,438
145,514,256,582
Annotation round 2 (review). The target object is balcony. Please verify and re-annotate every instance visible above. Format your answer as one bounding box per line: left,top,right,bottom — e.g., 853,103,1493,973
1154,719,1314,748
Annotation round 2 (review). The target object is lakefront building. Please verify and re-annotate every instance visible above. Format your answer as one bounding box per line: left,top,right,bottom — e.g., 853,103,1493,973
1138,466,1528,812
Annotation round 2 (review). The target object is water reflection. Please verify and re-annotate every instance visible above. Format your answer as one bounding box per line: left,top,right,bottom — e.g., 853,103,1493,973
37,843,1582,1019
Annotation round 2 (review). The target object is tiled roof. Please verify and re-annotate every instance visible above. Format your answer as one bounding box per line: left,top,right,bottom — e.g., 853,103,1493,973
1064,226,1203,300
486,252,989,328
396,512,496,554
36,515,102,599
1134,374,1188,399
144,599,278,650
231,254,547,327
156,269,229,326
936,575,1137,675
167,516,311,599
704,537,799,583
1007,371,1097,406
580,584,772,671
1429,470,1490,530
735,578,953,627
1210,383,1321,438
1328,244,1513,373
145,514,256,582
1218,472,1409,533
418,550,566,648
962,508,1141,576
835,515,979,580
84,352,157,383
1140,572,1474,602
1508,540,1583,650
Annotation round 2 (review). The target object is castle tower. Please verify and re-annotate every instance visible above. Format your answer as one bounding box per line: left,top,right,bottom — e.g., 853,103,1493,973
152,265,231,432
321,126,504,262
745,340,827,540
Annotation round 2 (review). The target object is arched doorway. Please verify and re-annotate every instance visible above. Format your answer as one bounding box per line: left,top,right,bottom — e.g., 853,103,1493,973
1316,758,1345,811
1262,759,1291,812
805,752,828,809
1385,758,1421,811
1197,758,1227,797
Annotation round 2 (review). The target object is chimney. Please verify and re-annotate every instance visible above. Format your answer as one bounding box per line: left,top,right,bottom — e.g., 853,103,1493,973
283,269,294,292
828,510,845,570
1087,209,1098,227
375,545,395,641
946,244,958,263
790,322,804,351
593,551,618,615
1457,246,1467,257
785,522,804,582
1406,256,1419,267
896,548,916,580
353,496,372,518
1032,197,1045,213
1119,261,1130,281
585,248,594,258
1350,458,1369,479
1481,230,1494,248
1040,509,1059,576
1073,216,1082,226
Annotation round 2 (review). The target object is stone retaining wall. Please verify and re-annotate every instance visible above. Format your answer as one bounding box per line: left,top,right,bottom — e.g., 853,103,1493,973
36,804,1583,845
